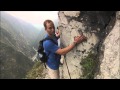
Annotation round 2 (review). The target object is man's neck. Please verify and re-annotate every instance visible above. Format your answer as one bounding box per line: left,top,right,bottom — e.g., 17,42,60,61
48,34,55,39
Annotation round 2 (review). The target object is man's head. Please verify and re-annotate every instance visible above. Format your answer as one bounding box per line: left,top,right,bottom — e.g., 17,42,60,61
43,19,55,36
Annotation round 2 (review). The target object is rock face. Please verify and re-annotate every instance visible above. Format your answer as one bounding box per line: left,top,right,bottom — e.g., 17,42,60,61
58,11,119,79
95,11,120,79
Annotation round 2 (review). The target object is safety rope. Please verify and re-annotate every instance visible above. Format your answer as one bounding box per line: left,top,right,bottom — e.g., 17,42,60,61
64,55,71,79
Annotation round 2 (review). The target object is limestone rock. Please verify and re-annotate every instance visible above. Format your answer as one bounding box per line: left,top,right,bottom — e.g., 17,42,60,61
95,11,120,79
58,11,119,79
64,11,80,17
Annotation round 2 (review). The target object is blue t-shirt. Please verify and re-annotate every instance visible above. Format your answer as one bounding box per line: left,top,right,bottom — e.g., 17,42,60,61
43,35,61,70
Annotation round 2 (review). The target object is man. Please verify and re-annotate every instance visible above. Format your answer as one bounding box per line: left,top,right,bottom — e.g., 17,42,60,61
43,19,87,79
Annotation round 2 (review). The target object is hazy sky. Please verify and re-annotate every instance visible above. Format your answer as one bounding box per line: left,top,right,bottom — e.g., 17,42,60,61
5,11,59,29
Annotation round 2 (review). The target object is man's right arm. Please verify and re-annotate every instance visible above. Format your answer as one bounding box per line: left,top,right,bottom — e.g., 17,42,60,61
56,42,76,55
56,35,87,55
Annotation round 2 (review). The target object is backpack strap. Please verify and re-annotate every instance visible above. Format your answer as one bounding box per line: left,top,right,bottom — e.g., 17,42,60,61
44,63,47,69
43,37,58,45
42,36,58,65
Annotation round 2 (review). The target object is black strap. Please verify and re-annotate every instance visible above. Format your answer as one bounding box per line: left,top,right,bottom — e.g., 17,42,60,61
44,63,47,69
42,37,58,66
43,37,58,45
43,36,58,56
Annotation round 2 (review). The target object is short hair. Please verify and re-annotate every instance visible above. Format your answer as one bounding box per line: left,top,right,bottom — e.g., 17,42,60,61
43,19,54,29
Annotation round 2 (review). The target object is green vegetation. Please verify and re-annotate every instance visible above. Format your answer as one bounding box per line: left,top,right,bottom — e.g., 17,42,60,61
26,61,45,79
80,51,97,79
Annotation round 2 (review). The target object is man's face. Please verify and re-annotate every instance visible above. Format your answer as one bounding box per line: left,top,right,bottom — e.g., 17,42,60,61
45,22,55,36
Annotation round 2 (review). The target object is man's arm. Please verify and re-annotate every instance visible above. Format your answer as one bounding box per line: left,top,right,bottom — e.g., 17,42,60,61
56,35,87,55
56,42,76,55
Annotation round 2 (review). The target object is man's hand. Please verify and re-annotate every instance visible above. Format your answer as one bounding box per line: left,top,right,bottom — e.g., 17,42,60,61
74,35,87,44
55,28,61,38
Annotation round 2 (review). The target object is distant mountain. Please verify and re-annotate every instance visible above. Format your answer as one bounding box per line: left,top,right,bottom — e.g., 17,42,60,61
0,12,41,78
0,12,41,58
33,27,47,49
0,42,34,79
